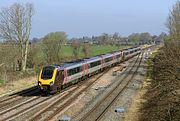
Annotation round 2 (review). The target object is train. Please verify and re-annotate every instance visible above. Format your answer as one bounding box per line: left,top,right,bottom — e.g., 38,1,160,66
38,46,141,94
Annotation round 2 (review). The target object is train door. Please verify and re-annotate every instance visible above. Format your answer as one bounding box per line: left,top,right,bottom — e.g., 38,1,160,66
86,63,89,75
54,70,64,89
119,51,122,62
100,56,104,68
121,51,124,61
112,53,116,64
82,64,85,76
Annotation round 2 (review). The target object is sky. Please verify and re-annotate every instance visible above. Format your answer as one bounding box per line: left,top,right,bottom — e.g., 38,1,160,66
0,0,177,38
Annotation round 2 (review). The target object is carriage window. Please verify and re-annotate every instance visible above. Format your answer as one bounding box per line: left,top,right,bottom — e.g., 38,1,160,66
105,57,113,62
68,66,82,76
89,61,101,68
125,52,129,55
116,54,121,58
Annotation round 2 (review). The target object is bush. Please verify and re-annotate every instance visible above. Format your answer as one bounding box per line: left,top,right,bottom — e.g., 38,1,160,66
139,41,180,121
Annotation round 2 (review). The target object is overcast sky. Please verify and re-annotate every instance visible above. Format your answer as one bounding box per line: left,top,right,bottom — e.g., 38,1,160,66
0,0,177,38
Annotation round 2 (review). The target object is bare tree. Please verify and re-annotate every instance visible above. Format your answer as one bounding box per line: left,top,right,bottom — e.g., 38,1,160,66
112,32,120,42
162,1,180,80
99,33,109,45
112,32,122,47
0,3,34,71
166,1,180,40
82,42,91,58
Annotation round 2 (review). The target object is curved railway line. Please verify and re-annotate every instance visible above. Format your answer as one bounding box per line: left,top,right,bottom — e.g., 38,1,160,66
31,55,141,121
28,68,111,121
0,83,78,120
79,52,143,121
0,63,117,121
0,47,152,121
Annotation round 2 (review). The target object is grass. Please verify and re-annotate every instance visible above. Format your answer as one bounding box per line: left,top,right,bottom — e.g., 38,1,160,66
146,49,158,79
90,45,126,56
0,76,37,96
0,79,4,85
0,44,130,95
62,44,129,58
62,45,73,57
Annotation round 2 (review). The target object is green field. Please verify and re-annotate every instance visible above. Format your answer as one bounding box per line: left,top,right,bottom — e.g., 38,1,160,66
28,44,131,66
90,45,128,56
62,45,129,58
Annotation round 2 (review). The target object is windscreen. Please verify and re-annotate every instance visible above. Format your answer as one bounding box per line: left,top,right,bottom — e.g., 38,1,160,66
41,66,55,79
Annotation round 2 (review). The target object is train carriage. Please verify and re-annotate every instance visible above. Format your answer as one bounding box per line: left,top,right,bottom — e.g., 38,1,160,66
38,46,141,94
85,56,102,76
113,51,123,64
64,60,86,84
101,53,115,68
122,47,141,60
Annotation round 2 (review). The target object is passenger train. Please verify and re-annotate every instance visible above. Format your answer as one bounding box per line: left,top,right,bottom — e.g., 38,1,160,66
38,46,141,93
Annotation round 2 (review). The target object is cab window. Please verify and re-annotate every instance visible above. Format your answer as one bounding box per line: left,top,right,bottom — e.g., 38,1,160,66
41,66,54,79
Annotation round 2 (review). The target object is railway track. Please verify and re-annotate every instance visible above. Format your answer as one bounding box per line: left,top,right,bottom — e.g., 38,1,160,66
79,52,144,121
28,58,134,121
0,52,144,121
26,57,137,121
0,85,78,120
27,68,111,121
0,86,39,112
0,64,113,121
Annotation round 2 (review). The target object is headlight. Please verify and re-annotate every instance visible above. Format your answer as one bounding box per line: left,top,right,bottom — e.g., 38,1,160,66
38,81,41,85
50,81,54,86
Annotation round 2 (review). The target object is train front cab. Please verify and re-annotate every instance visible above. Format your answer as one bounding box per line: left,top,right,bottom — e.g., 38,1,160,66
38,66,64,94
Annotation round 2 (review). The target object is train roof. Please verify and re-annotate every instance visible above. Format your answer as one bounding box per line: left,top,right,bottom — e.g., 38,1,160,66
101,53,114,58
122,46,140,51
84,56,101,61
51,59,85,68
112,52,121,55
46,46,140,69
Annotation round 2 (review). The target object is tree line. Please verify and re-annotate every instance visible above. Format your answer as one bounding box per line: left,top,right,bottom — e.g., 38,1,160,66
69,32,166,45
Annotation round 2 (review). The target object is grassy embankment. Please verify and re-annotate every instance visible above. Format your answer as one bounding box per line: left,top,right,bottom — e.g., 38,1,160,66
138,44,180,121
0,45,129,96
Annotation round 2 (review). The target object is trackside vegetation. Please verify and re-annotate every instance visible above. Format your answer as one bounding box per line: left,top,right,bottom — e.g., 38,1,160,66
0,44,128,85
139,42,180,121
138,1,180,121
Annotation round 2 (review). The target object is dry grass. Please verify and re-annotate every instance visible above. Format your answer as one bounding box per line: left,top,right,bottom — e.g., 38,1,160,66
124,79,150,121
0,76,37,96
124,80,151,121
